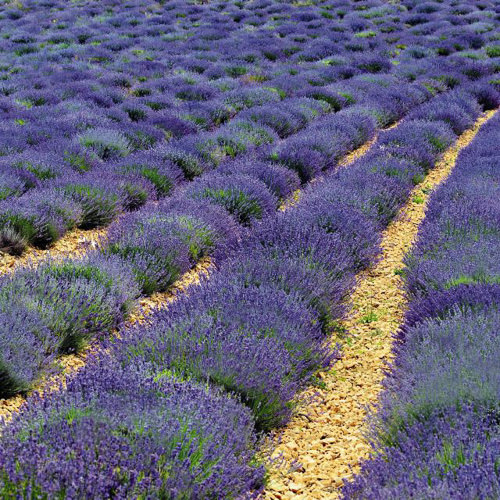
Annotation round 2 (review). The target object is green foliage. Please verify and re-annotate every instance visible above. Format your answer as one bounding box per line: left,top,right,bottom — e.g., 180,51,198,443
485,45,500,57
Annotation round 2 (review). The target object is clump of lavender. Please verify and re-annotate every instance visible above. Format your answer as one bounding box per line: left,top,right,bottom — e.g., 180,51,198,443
184,172,277,226
216,157,300,199
0,188,83,251
342,405,500,499
58,173,121,229
0,357,264,498
0,305,54,397
114,277,335,431
77,127,131,160
106,210,195,295
112,151,185,197
0,254,139,354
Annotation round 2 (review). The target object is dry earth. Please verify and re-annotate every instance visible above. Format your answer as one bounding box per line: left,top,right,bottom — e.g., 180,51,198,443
0,226,109,275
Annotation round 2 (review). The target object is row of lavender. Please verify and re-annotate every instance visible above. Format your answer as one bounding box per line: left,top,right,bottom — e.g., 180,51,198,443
342,111,500,497
0,86,490,497
0,0,498,254
1,69,445,398
0,0,399,253
0,0,497,394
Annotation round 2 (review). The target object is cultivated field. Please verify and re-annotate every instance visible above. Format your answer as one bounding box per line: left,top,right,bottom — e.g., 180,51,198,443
0,0,498,498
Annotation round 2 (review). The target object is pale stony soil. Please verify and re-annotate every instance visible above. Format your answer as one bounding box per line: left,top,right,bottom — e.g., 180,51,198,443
263,109,498,499
0,226,109,276
337,136,377,167
0,257,212,424
279,188,302,212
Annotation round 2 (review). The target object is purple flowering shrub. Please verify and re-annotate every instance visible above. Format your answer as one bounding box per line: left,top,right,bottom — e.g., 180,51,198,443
58,176,122,230
0,305,53,397
343,406,500,499
0,172,24,201
183,172,277,226
272,109,377,182
381,309,500,436
216,157,301,199
112,151,185,197
0,358,264,498
77,128,131,161
239,102,314,138
181,120,278,168
216,250,351,333
405,236,500,297
379,120,455,172
0,188,82,251
402,284,500,332
0,254,139,358
106,207,213,295
407,89,482,133
156,197,242,260
289,192,382,271
404,120,500,297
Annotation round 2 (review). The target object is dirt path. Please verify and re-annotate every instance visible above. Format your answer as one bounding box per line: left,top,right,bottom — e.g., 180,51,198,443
264,109,498,499
0,226,109,275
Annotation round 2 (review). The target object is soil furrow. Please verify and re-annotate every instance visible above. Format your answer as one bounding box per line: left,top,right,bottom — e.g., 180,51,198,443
0,226,109,276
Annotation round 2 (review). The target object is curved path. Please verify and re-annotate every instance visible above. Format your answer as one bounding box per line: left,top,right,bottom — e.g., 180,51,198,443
0,226,109,275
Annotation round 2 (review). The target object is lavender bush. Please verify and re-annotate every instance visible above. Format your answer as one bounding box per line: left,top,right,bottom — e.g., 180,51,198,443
114,276,335,430
0,358,264,498
0,254,139,356
183,172,277,226
343,405,500,499
0,305,53,397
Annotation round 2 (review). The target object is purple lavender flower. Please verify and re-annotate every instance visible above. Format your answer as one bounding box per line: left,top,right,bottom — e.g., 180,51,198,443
0,357,264,498
183,172,277,225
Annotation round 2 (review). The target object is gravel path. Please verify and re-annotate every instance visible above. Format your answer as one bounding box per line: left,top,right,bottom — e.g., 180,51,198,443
264,109,498,500
0,226,109,276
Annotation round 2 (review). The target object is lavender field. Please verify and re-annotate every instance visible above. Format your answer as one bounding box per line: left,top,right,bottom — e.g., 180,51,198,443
0,0,498,498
